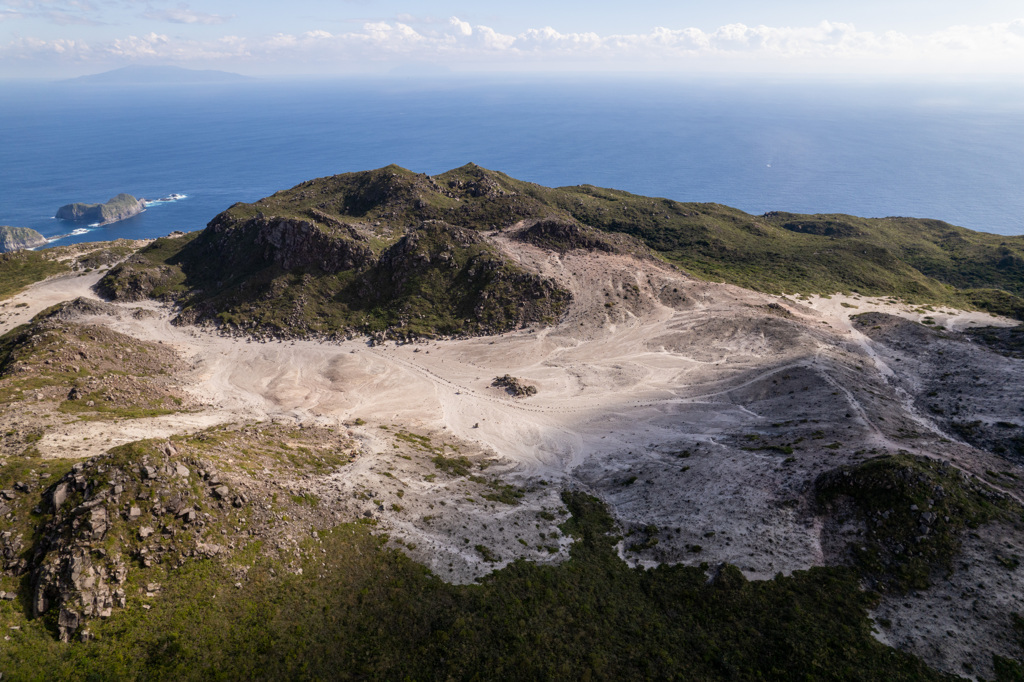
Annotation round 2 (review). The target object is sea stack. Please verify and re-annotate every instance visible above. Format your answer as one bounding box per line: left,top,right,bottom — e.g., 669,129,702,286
55,193,146,225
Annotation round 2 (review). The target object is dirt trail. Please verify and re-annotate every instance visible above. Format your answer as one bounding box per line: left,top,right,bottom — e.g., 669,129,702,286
0,270,105,335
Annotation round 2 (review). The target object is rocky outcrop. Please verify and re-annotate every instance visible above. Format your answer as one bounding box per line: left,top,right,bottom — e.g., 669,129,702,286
491,374,538,397
350,221,572,338
95,257,181,302
0,226,47,252
26,441,247,641
514,218,619,254
55,194,145,225
100,215,572,341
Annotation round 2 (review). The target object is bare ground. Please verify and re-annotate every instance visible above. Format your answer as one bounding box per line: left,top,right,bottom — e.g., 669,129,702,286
2,237,1022,678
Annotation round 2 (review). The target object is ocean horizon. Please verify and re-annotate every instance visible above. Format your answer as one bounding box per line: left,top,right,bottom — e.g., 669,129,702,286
1,75,1022,247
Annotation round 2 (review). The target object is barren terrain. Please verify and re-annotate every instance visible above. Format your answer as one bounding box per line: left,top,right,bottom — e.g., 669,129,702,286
2,237,1022,679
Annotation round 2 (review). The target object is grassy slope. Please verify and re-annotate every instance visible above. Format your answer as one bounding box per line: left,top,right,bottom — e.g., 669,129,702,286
544,188,1024,316
245,163,1024,310
0,251,68,300
817,454,1018,592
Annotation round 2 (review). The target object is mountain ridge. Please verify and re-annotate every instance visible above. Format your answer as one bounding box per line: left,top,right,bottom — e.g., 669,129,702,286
98,163,1024,344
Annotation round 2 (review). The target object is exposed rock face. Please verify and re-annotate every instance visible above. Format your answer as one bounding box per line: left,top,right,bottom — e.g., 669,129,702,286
26,442,247,641
203,212,375,273
29,460,122,641
0,226,47,252
55,194,145,225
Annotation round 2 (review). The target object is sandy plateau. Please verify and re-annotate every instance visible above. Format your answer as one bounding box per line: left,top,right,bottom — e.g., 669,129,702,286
2,240,1023,679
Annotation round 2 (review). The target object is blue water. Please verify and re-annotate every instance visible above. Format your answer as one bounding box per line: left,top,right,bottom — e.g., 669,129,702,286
1,76,1022,248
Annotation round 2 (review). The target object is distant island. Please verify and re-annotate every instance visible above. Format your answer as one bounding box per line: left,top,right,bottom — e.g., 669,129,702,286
0,225,47,252
63,65,253,85
55,193,145,225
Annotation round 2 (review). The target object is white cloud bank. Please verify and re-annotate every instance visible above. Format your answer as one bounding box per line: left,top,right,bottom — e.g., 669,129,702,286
4,16,1024,74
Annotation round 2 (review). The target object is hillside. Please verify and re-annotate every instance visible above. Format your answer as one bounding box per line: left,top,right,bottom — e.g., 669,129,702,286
100,164,1024,338
2,167,1023,679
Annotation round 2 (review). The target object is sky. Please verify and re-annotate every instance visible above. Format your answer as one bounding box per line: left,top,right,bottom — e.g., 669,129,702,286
2,0,1024,79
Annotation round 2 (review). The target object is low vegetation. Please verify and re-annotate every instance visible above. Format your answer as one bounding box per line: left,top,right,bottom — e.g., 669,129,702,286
0,481,947,680
816,453,1018,592
0,250,68,300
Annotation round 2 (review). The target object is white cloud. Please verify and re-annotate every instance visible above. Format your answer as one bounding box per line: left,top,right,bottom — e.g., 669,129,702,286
449,16,471,37
4,17,1024,74
106,32,168,58
473,25,515,51
516,26,603,52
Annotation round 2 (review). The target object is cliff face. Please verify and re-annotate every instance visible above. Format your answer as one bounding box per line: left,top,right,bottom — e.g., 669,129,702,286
99,213,572,340
55,194,145,225
0,226,48,252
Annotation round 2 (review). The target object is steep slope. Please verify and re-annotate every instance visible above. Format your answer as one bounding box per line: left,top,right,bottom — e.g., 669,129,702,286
98,168,576,339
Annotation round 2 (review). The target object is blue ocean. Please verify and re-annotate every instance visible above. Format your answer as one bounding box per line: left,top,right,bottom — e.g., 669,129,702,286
1,76,1022,247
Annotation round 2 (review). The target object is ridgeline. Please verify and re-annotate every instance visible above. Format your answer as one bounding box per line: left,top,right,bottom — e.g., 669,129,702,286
98,164,1024,341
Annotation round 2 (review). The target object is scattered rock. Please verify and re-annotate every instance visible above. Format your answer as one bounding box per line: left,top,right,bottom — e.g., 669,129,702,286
491,374,538,398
